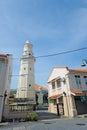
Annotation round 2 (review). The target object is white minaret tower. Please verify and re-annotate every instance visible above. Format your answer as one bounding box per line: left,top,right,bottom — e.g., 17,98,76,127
16,40,36,103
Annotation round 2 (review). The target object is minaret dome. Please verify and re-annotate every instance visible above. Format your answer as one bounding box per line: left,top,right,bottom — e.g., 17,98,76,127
23,40,33,56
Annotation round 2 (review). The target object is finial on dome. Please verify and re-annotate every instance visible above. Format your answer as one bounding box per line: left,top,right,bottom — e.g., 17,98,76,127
25,40,31,44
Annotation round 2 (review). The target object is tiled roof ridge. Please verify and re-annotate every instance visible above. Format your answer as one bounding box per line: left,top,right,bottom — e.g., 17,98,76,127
69,68,87,72
71,90,87,95
0,54,8,57
54,66,69,70
34,84,48,90
53,66,87,72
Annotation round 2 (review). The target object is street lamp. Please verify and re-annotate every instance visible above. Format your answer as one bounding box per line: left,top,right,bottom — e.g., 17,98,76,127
81,59,87,67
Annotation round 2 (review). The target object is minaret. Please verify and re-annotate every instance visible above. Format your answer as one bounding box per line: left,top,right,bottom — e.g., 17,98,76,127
16,40,36,103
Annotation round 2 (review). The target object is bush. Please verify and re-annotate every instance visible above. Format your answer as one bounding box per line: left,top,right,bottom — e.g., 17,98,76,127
26,112,38,121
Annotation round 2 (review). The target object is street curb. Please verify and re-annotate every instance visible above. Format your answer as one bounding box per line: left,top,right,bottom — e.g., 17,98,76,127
0,122,9,126
38,117,73,122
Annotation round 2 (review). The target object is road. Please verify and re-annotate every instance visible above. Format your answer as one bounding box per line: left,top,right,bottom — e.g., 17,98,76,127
37,111,60,120
0,118,87,130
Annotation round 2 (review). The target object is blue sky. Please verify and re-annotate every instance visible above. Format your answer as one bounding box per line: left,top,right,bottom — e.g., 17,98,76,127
0,0,87,89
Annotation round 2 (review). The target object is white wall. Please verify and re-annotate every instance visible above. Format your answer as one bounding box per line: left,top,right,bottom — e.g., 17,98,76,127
48,67,87,97
0,55,12,122
68,73,87,91
48,67,68,83
48,67,69,97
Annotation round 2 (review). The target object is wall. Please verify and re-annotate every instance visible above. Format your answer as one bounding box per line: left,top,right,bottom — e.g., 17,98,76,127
68,73,87,91
0,55,12,122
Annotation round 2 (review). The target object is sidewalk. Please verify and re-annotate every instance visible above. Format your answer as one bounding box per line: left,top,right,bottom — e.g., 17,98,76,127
0,122,9,127
77,114,87,118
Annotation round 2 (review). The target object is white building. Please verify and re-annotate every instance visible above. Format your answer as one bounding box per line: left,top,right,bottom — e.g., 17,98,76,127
48,66,87,117
0,54,12,122
16,40,36,105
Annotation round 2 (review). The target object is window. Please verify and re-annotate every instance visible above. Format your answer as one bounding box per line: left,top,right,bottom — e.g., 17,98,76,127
52,81,55,89
29,84,31,87
56,79,61,88
29,53,31,56
75,75,81,85
84,76,87,85
54,99,56,105
75,75,81,89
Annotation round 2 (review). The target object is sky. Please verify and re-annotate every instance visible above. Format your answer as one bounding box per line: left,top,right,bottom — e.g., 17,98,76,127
0,0,87,89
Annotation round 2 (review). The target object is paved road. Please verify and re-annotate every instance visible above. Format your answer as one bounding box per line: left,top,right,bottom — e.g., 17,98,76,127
0,118,87,130
37,111,60,120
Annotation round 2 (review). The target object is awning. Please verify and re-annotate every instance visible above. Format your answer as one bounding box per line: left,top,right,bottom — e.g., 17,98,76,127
71,90,87,96
49,93,62,99
48,90,87,99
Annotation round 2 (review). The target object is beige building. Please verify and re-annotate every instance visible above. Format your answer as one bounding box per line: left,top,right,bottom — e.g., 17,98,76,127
48,66,87,117
0,54,12,122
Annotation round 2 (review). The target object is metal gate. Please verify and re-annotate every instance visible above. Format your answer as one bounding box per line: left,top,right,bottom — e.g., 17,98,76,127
75,96,87,115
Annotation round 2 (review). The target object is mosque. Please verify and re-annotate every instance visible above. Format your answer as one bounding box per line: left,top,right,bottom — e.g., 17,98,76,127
2,40,48,121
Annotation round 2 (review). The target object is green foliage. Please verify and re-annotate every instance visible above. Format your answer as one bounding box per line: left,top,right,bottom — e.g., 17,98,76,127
26,112,38,121
49,99,54,104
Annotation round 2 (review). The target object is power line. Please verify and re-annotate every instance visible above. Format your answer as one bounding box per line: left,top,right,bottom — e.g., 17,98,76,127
35,47,87,58
10,74,31,77
11,47,87,77
13,47,87,59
